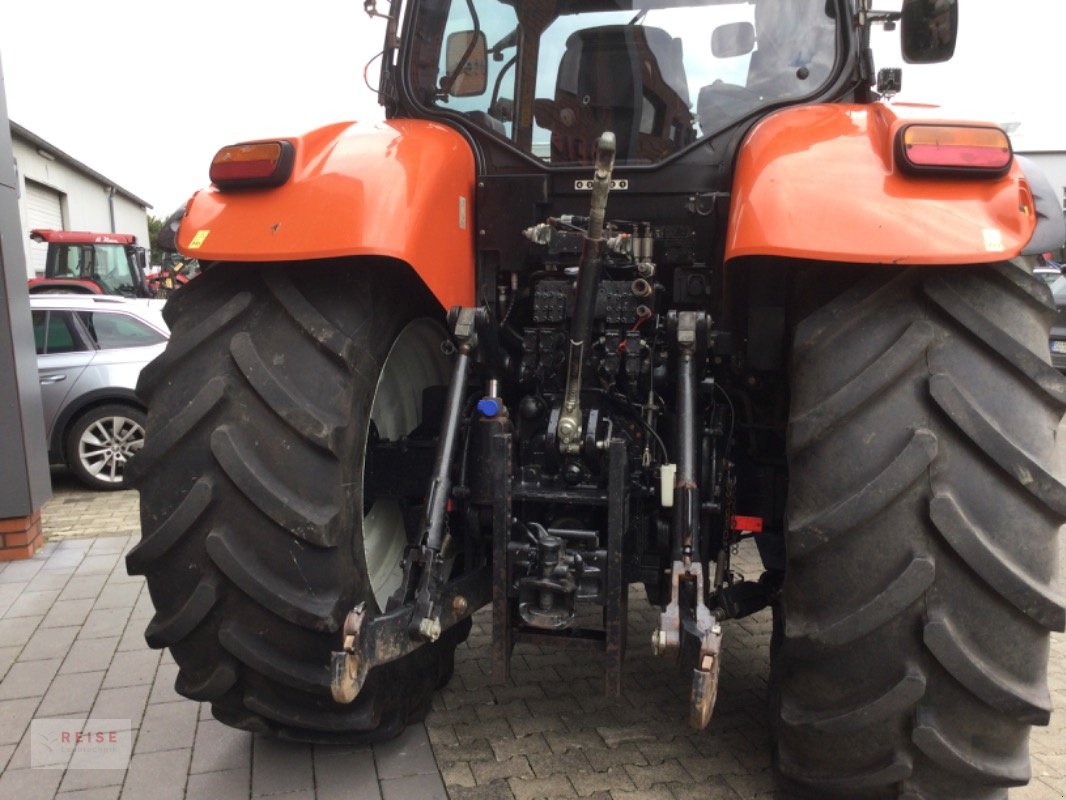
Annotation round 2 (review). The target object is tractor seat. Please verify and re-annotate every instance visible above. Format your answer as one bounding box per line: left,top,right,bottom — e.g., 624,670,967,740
550,25,695,164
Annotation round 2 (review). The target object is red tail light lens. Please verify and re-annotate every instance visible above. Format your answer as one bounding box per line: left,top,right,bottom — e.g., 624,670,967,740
210,141,295,189
897,124,1012,177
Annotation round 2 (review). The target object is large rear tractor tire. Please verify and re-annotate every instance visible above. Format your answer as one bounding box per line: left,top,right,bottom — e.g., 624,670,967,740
775,262,1066,798
126,262,469,742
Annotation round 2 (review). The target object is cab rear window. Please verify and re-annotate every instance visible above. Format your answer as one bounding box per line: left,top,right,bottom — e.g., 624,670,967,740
413,0,838,166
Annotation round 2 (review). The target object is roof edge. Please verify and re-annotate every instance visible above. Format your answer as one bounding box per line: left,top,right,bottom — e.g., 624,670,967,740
10,120,152,209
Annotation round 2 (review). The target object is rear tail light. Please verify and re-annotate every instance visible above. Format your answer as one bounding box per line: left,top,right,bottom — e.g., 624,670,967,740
209,140,295,189
896,124,1012,177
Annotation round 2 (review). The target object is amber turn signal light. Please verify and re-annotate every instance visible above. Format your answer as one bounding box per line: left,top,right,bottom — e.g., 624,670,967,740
210,140,295,189
896,124,1012,177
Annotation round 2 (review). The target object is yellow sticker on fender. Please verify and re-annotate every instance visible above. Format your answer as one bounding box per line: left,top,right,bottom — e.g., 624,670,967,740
982,228,1004,252
188,230,210,249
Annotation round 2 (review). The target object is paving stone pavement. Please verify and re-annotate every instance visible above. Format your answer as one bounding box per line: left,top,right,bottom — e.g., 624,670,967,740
0,474,1061,799
39,471,141,541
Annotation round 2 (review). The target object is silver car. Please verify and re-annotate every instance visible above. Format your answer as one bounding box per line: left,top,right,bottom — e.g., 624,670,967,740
31,295,169,490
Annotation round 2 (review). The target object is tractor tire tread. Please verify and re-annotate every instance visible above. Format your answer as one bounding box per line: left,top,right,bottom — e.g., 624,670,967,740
776,264,1062,799
133,264,462,743
779,668,925,734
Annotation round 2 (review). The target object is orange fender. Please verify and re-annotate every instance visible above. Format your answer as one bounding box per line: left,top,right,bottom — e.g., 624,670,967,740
725,103,1037,265
179,120,477,309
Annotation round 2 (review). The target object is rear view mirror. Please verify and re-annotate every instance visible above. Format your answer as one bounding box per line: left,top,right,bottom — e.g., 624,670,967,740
444,31,488,96
900,0,958,64
711,21,755,59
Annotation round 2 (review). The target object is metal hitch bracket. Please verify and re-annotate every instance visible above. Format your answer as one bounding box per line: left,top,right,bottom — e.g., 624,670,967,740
331,567,490,703
652,559,723,729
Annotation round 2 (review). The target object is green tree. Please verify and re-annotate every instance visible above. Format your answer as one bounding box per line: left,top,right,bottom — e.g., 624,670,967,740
147,214,164,266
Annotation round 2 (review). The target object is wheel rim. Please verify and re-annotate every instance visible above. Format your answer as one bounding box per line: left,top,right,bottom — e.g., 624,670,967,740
363,318,451,609
78,414,145,485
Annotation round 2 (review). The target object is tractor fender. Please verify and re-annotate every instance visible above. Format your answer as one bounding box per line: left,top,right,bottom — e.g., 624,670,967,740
178,119,477,310
725,103,1040,265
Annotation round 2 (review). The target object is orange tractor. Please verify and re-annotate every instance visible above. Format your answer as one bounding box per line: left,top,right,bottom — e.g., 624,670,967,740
128,1,1066,796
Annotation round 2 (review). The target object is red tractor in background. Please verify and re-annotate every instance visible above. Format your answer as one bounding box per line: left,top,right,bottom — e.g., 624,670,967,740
128,0,1066,797
27,229,153,298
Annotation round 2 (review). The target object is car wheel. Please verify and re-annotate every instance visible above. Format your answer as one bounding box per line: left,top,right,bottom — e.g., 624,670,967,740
66,404,147,490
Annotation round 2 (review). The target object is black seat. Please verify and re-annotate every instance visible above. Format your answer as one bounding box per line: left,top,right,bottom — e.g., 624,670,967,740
549,26,695,164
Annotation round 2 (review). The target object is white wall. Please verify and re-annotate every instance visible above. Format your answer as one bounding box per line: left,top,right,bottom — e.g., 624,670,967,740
12,132,150,278
111,197,150,248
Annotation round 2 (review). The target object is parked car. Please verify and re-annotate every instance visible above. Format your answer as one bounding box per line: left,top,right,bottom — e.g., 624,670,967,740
31,295,168,489
1049,275,1066,372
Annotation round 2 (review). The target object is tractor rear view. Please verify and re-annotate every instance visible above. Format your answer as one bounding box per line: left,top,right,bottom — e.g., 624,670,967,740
129,1,1066,797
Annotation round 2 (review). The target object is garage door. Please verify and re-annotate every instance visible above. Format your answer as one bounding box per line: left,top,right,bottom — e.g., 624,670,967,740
25,181,64,276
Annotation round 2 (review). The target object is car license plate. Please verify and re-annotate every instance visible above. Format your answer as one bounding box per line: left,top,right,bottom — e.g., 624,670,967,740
1051,340,1066,354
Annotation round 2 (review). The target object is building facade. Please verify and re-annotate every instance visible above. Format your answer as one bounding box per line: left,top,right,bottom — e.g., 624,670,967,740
10,122,150,278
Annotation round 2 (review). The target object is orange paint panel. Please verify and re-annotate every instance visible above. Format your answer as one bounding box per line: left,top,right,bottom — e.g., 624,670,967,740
179,120,477,310
725,103,1036,265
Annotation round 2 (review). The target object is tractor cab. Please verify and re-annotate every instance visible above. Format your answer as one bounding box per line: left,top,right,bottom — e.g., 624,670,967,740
389,0,954,169
405,0,839,165
373,0,964,288
28,229,152,298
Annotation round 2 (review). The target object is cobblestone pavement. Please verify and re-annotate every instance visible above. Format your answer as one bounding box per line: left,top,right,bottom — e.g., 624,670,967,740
0,475,446,800
432,573,1066,800
39,471,140,541
0,475,1061,799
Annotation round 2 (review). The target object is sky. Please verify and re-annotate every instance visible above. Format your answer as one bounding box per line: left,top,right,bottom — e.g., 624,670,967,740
1,0,1064,217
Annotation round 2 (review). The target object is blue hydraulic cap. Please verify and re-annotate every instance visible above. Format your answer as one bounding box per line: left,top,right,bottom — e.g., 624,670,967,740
477,397,501,418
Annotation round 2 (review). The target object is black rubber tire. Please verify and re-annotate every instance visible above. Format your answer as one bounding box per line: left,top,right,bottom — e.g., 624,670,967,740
774,262,1066,799
66,403,147,491
126,262,469,743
